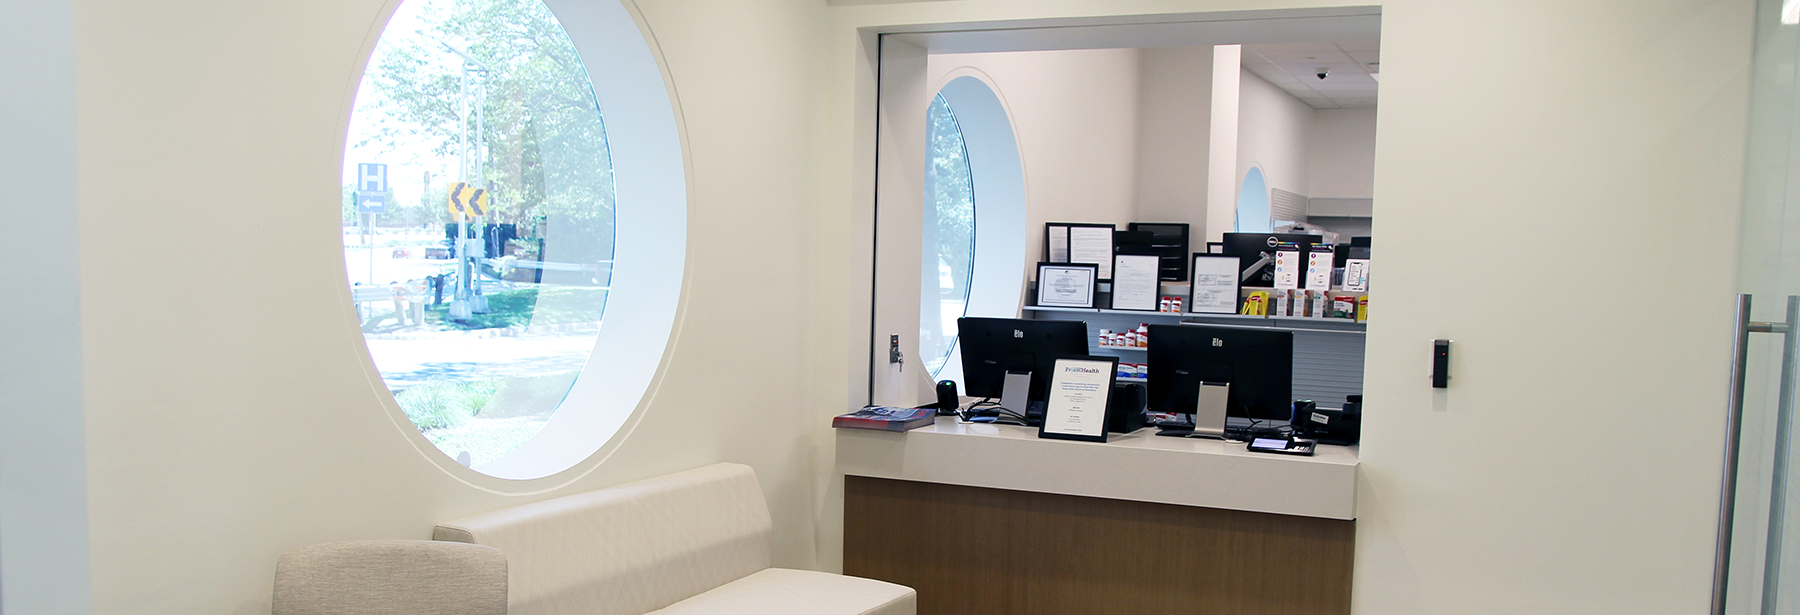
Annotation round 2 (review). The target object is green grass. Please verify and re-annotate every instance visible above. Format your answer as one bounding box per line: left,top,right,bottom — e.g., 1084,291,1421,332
395,380,500,430
424,286,607,330
427,417,549,468
400,372,580,466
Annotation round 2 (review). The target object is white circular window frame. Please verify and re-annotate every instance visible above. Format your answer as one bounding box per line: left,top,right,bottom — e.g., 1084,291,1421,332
343,0,687,490
927,71,1027,388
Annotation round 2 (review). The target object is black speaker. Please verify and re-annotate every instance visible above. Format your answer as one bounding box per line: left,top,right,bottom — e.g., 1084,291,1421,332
935,380,960,415
1108,382,1147,433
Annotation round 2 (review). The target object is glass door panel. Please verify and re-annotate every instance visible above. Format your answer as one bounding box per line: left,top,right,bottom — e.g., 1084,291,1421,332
1727,2,1800,614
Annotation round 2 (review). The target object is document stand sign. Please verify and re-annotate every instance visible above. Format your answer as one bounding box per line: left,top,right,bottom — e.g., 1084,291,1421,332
1305,245,1333,291
1038,356,1120,443
1273,245,1302,290
1343,258,1370,292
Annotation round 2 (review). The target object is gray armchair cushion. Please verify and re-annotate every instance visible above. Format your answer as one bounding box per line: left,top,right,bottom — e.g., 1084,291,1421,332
273,539,507,615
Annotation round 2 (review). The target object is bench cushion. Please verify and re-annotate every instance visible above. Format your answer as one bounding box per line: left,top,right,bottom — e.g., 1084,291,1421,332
646,568,916,615
435,463,774,615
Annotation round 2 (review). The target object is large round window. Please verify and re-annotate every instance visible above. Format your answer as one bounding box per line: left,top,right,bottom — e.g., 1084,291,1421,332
921,93,976,376
343,0,684,481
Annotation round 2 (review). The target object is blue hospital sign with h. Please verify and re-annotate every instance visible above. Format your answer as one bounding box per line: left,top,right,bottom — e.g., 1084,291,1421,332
358,163,389,193
355,163,389,214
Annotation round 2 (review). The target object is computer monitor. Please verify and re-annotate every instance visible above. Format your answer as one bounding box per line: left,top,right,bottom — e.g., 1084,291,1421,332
1146,324,1293,421
1220,232,1327,288
957,317,1089,412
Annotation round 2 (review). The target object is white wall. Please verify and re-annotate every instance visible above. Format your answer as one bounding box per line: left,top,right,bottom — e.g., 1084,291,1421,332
1134,46,1214,237
1351,0,1747,612
1237,67,1314,201
0,1,1757,613
927,49,1143,279
1308,108,1378,199
51,0,834,612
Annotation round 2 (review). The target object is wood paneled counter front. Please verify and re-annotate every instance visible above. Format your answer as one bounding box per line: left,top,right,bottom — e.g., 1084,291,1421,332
838,417,1359,615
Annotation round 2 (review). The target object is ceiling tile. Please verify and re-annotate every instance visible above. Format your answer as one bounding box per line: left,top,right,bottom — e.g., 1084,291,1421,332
1247,42,1343,54
1257,51,1352,64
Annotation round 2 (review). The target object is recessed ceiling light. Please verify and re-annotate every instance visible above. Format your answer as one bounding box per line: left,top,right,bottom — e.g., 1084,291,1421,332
1786,0,1800,24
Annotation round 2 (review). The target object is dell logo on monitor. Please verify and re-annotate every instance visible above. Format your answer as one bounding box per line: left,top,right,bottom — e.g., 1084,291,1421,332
1212,338,1224,347
1013,330,1024,338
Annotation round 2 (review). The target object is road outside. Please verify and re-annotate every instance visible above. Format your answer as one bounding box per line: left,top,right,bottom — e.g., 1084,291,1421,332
344,225,606,467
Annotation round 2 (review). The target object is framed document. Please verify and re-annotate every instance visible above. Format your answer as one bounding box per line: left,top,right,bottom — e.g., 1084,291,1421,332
1036,262,1098,308
1045,224,1071,263
1188,254,1241,314
1046,222,1117,279
1038,356,1120,443
1110,254,1161,311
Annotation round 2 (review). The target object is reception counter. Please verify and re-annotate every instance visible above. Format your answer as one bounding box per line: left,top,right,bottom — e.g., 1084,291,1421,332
837,417,1359,615
837,416,1358,519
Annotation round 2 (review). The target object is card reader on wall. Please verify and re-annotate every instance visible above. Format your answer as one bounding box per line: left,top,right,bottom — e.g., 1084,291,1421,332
1432,339,1451,388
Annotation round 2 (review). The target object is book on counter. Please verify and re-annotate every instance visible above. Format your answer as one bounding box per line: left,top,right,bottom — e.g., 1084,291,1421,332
832,406,937,432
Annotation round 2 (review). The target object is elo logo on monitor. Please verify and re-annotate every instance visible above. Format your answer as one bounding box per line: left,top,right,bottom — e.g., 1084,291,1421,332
1013,330,1024,338
1212,338,1224,347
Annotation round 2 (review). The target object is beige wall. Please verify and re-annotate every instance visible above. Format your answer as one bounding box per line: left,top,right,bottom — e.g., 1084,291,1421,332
1135,46,1216,237
1237,67,1315,199
0,0,1756,613
59,0,834,612
1309,107,1378,199
927,49,1144,282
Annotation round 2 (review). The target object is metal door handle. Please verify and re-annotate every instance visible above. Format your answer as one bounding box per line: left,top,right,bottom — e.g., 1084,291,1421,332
1762,297,1799,615
1713,294,1800,615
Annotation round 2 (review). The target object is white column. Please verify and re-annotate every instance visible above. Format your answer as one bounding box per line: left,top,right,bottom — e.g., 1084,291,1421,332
1205,44,1242,244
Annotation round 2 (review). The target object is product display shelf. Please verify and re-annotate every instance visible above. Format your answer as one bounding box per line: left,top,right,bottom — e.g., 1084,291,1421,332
1023,305,1366,333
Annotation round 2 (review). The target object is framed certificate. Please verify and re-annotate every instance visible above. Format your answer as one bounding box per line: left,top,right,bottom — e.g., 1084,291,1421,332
1045,222,1117,279
1038,356,1120,443
1110,254,1161,311
1188,254,1241,314
1036,262,1098,308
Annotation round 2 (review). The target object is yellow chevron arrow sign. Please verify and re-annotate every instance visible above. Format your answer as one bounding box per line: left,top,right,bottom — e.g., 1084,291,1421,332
447,183,489,217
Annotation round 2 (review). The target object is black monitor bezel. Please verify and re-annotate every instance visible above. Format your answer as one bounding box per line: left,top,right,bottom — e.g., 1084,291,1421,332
1146,324,1294,421
956,317,1090,402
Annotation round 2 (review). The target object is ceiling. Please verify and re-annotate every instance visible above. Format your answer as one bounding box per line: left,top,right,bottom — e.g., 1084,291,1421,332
884,8,1380,54
880,8,1382,110
1242,42,1379,109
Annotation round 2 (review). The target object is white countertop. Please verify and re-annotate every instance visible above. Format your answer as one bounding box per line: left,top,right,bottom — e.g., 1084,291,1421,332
836,416,1358,520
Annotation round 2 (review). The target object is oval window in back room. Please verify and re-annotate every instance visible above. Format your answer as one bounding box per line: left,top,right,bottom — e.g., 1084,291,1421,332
342,0,618,473
921,93,976,377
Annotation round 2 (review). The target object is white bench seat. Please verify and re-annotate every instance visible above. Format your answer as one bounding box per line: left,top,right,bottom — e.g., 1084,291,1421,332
647,568,914,615
435,463,914,615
